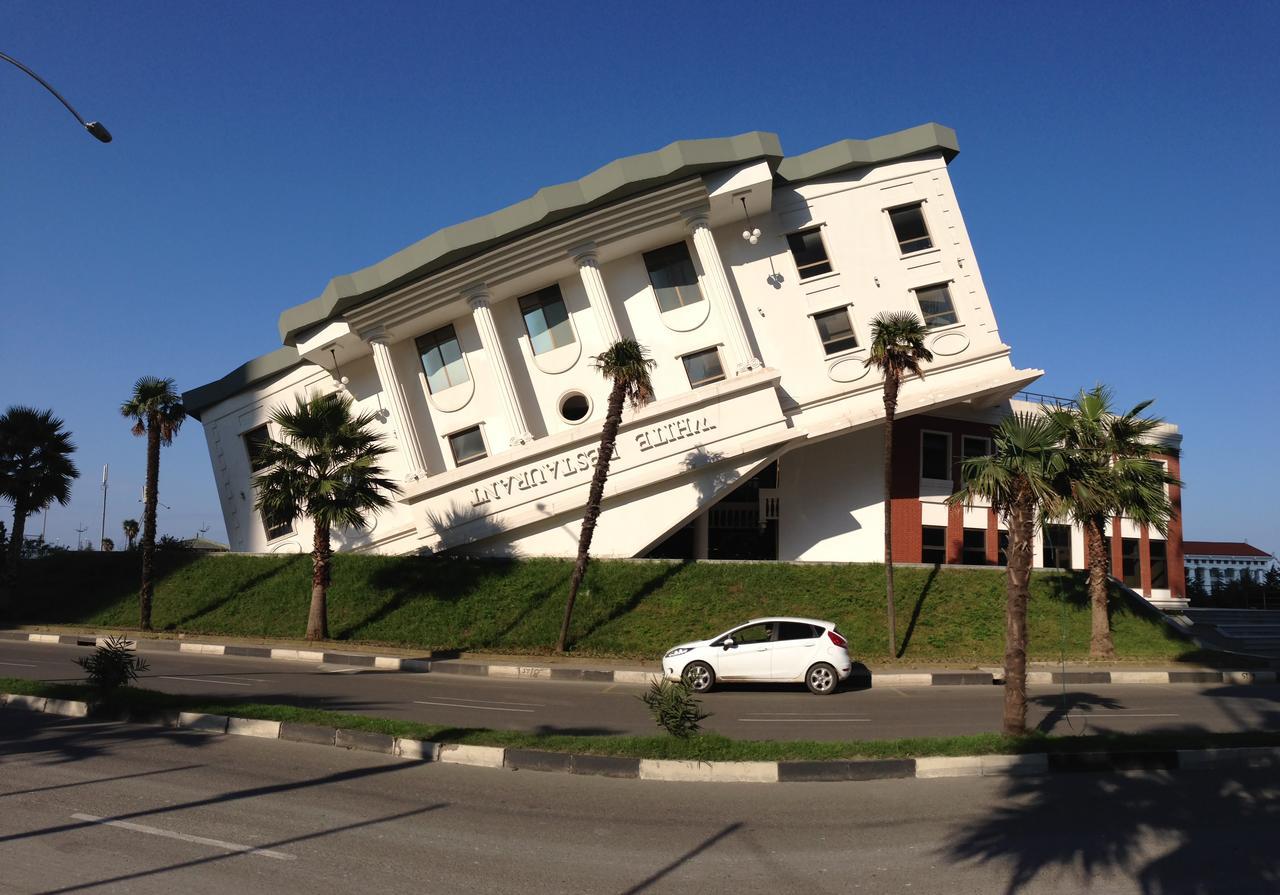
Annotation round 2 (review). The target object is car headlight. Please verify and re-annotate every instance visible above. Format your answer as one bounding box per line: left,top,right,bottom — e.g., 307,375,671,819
664,647,693,658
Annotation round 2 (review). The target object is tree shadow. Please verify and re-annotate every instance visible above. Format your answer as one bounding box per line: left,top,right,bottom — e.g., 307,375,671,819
940,743,1280,894
1030,691,1124,734
165,561,296,629
568,561,686,649
897,563,940,658
620,821,743,895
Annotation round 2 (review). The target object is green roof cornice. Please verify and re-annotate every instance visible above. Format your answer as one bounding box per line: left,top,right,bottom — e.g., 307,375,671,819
776,122,958,182
182,346,302,421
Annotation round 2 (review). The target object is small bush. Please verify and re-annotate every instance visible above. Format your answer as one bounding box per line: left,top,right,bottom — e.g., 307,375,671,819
639,679,710,738
74,636,149,693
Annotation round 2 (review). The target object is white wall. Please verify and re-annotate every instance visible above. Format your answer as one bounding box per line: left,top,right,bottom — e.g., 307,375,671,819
778,427,884,562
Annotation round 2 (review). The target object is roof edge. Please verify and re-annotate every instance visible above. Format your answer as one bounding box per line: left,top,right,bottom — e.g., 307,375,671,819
182,346,304,421
775,122,959,183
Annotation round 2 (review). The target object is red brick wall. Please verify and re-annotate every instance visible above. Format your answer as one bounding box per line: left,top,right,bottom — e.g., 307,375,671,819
1159,451,1186,598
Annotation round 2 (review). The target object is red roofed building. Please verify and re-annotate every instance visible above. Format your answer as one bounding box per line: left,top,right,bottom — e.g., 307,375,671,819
1184,541,1277,589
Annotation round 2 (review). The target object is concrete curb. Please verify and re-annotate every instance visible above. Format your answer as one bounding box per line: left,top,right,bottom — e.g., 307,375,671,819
7,689,1280,784
4,629,1275,689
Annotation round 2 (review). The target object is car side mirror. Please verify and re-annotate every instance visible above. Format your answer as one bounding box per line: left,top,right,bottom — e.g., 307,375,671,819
723,638,735,650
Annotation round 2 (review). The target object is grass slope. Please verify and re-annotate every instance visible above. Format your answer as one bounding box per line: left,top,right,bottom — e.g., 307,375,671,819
9,552,1196,663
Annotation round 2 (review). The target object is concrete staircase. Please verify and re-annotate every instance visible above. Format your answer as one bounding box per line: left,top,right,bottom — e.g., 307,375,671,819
1177,609,1280,659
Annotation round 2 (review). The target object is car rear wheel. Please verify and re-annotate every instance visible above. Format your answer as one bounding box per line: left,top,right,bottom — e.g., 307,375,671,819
683,661,715,693
806,662,838,695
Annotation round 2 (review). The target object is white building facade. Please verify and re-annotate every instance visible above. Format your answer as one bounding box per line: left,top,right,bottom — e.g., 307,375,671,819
185,124,1186,603
1184,542,1276,589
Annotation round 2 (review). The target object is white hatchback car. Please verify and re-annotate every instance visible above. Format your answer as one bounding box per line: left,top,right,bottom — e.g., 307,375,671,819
662,617,854,695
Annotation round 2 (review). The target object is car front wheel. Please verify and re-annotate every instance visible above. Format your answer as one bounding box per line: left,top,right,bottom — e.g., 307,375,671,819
806,662,838,695
682,661,715,693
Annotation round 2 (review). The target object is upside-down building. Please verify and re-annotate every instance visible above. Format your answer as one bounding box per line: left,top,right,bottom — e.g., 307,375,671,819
184,124,1187,605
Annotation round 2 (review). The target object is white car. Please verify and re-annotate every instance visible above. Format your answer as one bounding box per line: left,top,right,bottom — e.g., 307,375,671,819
662,617,853,695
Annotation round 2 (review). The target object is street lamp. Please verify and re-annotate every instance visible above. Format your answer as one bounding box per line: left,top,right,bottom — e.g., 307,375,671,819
0,50,112,143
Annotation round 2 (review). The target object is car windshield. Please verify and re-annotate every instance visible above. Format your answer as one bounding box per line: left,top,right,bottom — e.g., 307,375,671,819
728,622,774,644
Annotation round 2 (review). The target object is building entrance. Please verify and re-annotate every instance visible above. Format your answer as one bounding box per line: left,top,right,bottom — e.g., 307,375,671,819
645,462,779,561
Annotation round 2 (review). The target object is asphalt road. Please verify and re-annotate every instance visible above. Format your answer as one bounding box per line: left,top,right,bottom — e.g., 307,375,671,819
3,711,1279,894
3,639,1279,742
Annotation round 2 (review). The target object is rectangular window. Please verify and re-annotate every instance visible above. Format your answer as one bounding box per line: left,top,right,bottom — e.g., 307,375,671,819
914,284,958,328
263,516,293,541
643,242,704,313
519,285,575,355
961,435,991,460
921,431,951,480
813,307,858,356
1043,524,1073,569
963,528,988,565
1121,537,1141,587
889,204,933,254
448,425,487,466
786,228,833,279
682,348,725,388
922,525,947,564
243,425,272,473
416,324,468,394
1150,539,1169,589
998,530,1009,566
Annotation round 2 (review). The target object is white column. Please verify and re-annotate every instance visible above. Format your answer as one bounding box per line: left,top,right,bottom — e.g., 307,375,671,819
465,285,532,446
684,207,761,373
569,243,622,345
363,328,428,479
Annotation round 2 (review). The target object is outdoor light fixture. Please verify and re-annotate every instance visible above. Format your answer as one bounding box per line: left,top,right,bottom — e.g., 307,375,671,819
0,50,112,143
739,196,761,245
328,347,350,393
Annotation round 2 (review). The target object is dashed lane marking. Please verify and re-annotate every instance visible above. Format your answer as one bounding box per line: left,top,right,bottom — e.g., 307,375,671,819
70,813,295,860
413,700,536,713
155,676,254,688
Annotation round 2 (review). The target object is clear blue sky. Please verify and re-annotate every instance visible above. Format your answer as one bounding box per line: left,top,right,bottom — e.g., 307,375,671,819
2,1,1277,554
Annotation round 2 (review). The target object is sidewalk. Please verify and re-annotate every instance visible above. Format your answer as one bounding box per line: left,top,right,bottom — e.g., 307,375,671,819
4,625,1276,688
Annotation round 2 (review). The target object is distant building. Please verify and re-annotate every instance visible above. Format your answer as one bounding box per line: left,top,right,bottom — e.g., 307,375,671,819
1184,542,1276,588
182,537,229,553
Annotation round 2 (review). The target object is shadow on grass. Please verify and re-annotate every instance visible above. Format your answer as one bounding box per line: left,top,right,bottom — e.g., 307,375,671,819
897,563,941,658
567,561,687,650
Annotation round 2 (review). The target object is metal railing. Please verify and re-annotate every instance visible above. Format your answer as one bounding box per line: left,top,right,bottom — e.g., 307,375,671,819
1014,390,1077,408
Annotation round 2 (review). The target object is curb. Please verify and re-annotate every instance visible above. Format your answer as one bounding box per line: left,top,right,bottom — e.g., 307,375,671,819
4,630,1275,689
7,690,1280,785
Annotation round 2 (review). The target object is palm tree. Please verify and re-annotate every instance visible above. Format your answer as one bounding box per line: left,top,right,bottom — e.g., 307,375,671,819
122,518,139,551
121,377,186,631
556,339,656,654
0,407,80,610
951,412,1065,735
254,392,400,641
865,312,933,656
1046,387,1179,659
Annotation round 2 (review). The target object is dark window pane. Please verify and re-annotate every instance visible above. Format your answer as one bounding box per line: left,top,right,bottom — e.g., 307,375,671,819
519,286,575,355
560,393,590,422
921,432,951,480
417,324,468,393
1150,539,1169,589
1043,524,1073,568
998,530,1010,566
264,517,293,541
1122,538,1141,587
682,348,725,388
963,528,988,565
644,242,703,312
449,426,487,466
731,622,774,644
922,525,947,564
786,228,833,279
962,436,990,460
814,308,857,355
915,285,958,328
244,425,272,472
778,622,819,641
890,204,933,253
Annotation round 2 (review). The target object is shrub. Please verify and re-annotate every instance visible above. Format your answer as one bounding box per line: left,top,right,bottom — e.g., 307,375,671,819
639,679,710,738
74,636,149,693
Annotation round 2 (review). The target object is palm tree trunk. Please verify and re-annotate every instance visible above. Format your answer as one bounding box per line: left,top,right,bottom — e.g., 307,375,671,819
557,380,626,654
1085,516,1115,659
139,420,161,631
3,502,28,613
1002,490,1035,736
882,375,899,657
307,520,331,641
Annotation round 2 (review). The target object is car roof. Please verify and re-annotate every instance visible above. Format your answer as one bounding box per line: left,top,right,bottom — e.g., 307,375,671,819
740,616,835,629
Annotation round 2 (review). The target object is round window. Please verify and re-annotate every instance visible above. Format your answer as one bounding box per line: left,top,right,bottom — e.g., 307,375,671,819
559,392,590,423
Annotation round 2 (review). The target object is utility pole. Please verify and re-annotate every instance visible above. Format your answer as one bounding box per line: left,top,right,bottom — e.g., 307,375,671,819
74,523,88,551
99,464,109,550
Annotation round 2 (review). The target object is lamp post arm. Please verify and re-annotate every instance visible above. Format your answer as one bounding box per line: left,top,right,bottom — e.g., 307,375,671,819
0,50,112,142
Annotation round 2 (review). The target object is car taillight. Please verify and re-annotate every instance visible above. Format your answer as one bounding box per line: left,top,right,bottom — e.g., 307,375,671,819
827,629,847,648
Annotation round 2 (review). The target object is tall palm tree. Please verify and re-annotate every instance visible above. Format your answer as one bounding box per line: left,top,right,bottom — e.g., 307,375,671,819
254,392,400,641
556,339,656,654
0,407,80,611
951,412,1065,735
1046,386,1179,659
122,518,139,551
121,377,186,631
865,312,933,656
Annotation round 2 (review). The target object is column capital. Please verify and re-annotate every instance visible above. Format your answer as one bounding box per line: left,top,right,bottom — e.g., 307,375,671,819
567,241,599,268
681,204,712,232
357,324,393,345
463,283,491,311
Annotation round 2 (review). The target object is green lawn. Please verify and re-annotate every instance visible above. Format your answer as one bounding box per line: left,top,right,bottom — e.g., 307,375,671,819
8,552,1198,663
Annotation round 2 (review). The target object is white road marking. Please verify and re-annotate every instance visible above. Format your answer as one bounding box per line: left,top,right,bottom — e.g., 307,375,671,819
156,676,253,688
737,718,872,723
70,813,295,860
413,700,535,713
0,661,38,667
419,695,543,707
742,712,869,716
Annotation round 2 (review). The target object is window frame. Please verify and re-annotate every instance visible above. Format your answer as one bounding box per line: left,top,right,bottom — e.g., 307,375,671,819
920,430,953,482
811,306,859,357
446,424,489,467
785,226,834,280
416,324,469,394
242,424,273,473
642,241,705,313
1150,539,1169,589
962,528,988,566
518,284,576,356
887,202,934,255
681,347,727,389
921,525,947,564
961,435,991,461
1120,537,1142,588
1042,523,1073,569
913,282,960,329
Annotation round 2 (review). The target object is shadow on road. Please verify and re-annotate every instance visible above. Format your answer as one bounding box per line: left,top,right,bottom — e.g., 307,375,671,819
620,821,743,895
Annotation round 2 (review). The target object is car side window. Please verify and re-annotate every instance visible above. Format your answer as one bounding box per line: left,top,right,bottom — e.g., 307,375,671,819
732,623,774,644
777,622,819,641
